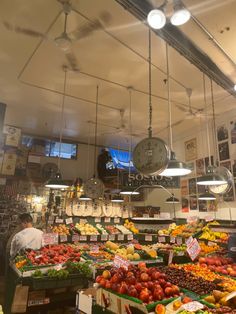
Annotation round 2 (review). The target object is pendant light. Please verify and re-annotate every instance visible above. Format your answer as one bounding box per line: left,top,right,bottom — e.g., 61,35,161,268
112,144,124,202
170,0,191,26
160,43,191,177
45,66,69,189
198,191,216,200
79,120,92,201
197,75,227,186
165,195,180,203
120,88,140,196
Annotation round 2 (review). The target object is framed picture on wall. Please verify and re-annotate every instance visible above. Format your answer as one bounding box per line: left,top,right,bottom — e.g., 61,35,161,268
188,178,197,195
230,120,236,144
190,195,198,210
180,179,188,197
218,141,230,161
199,199,207,212
181,197,189,213
196,158,205,175
185,138,197,161
207,200,218,212
217,124,228,142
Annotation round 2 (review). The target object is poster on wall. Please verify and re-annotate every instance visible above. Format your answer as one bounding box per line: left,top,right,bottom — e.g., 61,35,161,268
199,199,207,212
217,125,228,142
204,156,214,170
207,200,218,212
180,179,188,196
188,178,197,195
218,141,230,161
185,138,197,161
196,158,205,175
181,197,189,213
197,184,206,195
4,125,21,147
190,195,198,210
230,120,236,144
186,162,195,176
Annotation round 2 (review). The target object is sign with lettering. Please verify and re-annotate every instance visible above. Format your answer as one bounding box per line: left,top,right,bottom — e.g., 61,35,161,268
42,233,58,246
79,235,87,241
170,236,176,244
109,235,115,241
101,234,108,241
72,234,80,242
60,235,67,243
145,235,153,242
55,217,64,224
176,237,182,245
104,217,111,223
114,255,130,270
65,217,73,225
187,238,201,261
95,217,101,223
127,234,133,241
118,234,124,241
158,236,165,243
90,235,98,242
114,217,120,223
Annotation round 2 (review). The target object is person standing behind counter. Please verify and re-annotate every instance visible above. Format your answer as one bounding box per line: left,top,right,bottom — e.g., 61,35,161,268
10,213,43,258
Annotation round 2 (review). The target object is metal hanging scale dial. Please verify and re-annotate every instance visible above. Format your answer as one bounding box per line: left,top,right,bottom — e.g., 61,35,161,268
209,166,233,194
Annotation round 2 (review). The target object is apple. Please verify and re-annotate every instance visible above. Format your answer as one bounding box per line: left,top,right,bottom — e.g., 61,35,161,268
139,289,149,303
147,281,154,291
105,281,112,289
158,279,166,287
126,276,136,285
135,283,142,292
165,287,173,296
96,275,102,283
199,257,206,264
119,283,128,295
128,287,138,298
138,262,146,269
140,273,150,282
151,271,161,280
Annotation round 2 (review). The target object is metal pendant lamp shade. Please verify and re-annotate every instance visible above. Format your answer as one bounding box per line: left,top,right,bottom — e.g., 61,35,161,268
45,172,69,189
197,166,227,186
165,195,180,203
160,152,191,176
111,195,124,203
79,194,91,201
198,191,216,200
120,185,140,195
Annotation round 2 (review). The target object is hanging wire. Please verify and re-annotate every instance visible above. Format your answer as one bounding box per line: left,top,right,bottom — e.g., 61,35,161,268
93,85,99,177
210,79,218,164
203,73,211,166
166,42,173,151
86,123,91,180
128,88,132,177
58,66,67,169
148,27,152,138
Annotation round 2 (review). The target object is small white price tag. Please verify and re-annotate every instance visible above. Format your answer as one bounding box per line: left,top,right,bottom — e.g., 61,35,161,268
170,236,176,244
101,234,108,241
118,234,124,241
127,234,133,241
109,234,115,241
55,217,64,224
176,251,185,256
168,250,174,265
65,217,73,225
143,214,149,218
145,235,152,242
158,236,165,243
72,234,80,242
114,255,130,270
79,235,87,241
204,215,214,222
104,217,111,223
60,235,67,243
95,217,101,223
208,241,216,247
90,235,98,242
176,237,182,245
114,217,120,223
42,233,58,246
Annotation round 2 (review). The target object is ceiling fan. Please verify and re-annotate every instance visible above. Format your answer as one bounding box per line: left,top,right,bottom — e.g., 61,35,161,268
2,0,111,71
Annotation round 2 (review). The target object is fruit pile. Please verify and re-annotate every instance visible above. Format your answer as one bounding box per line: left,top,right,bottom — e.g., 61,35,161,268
51,224,70,235
161,266,218,295
96,263,181,304
105,225,120,234
199,226,228,242
75,222,99,235
158,222,203,238
105,242,140,261
199,242,220,255
198,256,236,277
204,290,236,309
24,244,81,266
124,220,139,234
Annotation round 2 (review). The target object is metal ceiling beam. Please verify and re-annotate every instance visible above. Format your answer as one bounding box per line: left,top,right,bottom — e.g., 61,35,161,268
115,0,236,97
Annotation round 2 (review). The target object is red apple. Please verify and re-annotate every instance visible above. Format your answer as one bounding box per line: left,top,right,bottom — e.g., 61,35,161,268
147,281,154,291
138,262,146,269
165,287,173,296
135,283,143,292
140,273,150,282
119,283,128,295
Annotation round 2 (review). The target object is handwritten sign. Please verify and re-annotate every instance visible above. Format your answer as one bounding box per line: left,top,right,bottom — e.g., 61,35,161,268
95,217,101,223
55,217,64,224
65,217,73,225
127,234,133,241
187,238,201,261
158,236,165,243
114,255,130,270
90,235,98,242
118,234,124,241
72,234,80,242
187,216,198,224
170,236,176,244
176,237,182,245
114,217,120,223
204,215,214,222
143,214,149,218
104,217,111,223
60,235,68,243
101,234,108,241
186,236,193,246
145,235,153,242
79,235,87,241
109,235,115,241
91,245,99,253
168,250,174,265
42,233,58,246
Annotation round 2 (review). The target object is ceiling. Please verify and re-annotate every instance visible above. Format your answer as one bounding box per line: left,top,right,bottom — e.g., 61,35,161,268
0,0,236,149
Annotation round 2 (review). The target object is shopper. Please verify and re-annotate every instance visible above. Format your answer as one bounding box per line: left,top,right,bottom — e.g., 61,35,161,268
10,213,43,258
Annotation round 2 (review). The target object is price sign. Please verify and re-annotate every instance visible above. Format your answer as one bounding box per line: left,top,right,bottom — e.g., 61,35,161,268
170,236,176,244
176,237,182,245
187,238,201,261
95,217,101,223
65,217,73,225
158,236,165,243
118,234,124,241
127,234,133,241
143,214,149,218
90,235,98,242
60,235,67,243
104,217,111,223
109,235,115,241
55,264,63,271
176,251,185,256
145,235,153,242
72,234,80,242
205,215,214,222
48,216,54,224
55,217,64,224
208,241,216,247
168,250,174,265
79,235,87,241
91,245,99,253
186,236,193,246
114,255,130,270
114,217,120,223
187,216,198,224
101,234,108,241
80,219,87,224
42,233,58,246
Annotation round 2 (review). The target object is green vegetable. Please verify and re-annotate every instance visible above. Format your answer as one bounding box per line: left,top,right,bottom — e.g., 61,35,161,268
32,270,43,278
47,269,69,279
65,261,92,278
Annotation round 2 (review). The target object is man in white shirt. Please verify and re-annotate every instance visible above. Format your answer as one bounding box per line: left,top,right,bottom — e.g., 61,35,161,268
10,213,43,258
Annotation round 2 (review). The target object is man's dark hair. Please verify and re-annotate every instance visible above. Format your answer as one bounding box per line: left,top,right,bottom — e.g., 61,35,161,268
19,213,33,224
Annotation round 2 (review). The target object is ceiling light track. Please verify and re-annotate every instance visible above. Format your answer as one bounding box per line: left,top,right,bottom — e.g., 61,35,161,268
115,0,236,97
